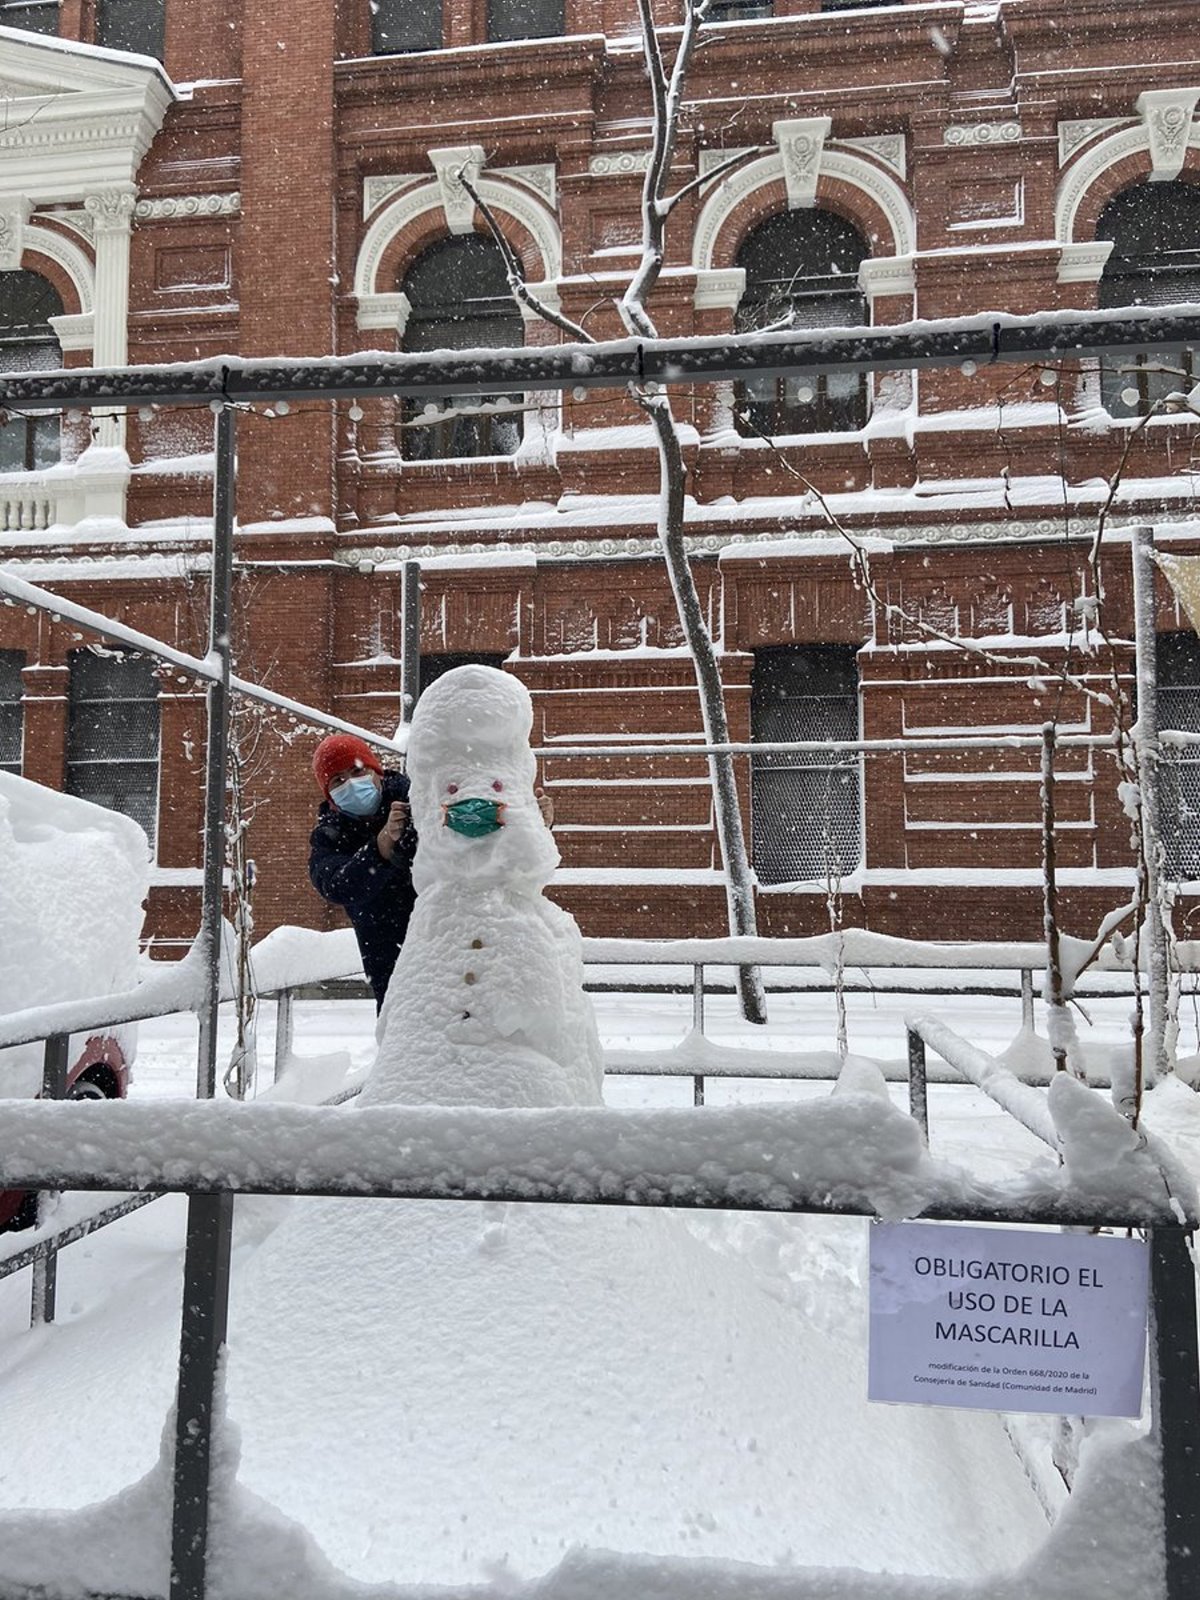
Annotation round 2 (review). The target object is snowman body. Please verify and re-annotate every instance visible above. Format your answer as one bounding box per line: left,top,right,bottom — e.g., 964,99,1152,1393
361,664,603,1110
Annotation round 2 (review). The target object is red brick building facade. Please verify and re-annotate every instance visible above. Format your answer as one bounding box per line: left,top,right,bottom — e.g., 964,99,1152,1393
0,0,1198,949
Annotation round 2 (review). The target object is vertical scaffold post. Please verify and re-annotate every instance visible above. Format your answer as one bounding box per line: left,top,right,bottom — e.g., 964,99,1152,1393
29,1031,69,1326
906,1026,929,1143
692,964,705,1106
1150,1226,1200,1600
1132,523,1173,1082
273,989,294,1086
1020,968,1035,1032
401,560,421,724
170,399,238,1600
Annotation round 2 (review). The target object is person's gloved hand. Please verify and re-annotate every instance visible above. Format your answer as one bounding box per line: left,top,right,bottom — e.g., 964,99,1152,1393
377,799,410,860
536,788,554,829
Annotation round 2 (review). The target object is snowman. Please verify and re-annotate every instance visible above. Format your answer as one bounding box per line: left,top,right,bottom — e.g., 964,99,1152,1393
360,663,603,1110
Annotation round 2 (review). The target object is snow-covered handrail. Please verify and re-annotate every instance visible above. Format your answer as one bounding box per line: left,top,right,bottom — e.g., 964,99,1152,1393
0,568,408,757
906,1012,1060,1149
0,1096,1188,1227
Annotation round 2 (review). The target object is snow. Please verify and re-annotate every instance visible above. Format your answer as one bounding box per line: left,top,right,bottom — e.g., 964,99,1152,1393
0,772,148,1096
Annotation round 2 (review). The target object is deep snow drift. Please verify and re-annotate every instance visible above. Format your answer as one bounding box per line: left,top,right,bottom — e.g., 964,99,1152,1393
220,668,1046,1584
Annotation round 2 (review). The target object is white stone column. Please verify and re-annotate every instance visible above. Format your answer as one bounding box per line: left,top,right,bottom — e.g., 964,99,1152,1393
84,186,136,451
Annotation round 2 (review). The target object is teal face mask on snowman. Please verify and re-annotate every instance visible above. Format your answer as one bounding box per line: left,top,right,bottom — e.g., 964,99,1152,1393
443,797,506,837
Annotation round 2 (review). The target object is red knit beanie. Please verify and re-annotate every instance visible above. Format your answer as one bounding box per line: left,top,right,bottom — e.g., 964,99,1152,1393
313,734,383,800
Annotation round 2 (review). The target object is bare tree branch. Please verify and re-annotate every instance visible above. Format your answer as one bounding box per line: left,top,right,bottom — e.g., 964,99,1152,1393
663,144,765,215
456,166,595,345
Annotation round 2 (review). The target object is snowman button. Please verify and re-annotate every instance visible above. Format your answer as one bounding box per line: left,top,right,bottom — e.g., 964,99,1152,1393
464,971,477,984
470,938,484,950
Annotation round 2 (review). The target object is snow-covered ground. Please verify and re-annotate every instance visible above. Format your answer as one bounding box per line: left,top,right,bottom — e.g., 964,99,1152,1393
2,981,1197,1599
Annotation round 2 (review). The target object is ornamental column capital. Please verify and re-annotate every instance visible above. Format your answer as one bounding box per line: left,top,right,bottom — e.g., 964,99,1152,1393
84,187,137,235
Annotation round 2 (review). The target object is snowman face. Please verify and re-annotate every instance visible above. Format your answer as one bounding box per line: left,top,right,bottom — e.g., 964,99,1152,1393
405,664,559,891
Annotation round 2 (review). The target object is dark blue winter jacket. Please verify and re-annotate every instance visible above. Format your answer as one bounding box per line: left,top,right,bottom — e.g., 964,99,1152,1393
308,771,418,1009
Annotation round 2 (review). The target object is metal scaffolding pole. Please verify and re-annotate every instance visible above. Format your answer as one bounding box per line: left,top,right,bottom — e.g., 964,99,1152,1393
1132,523,1174,1081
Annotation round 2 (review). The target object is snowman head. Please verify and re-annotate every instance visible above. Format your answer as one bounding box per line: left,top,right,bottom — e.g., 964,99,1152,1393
406,664,559,893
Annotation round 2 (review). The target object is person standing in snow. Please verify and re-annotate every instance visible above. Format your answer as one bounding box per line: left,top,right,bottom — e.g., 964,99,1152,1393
308,728,555,1010
308,733,418,1011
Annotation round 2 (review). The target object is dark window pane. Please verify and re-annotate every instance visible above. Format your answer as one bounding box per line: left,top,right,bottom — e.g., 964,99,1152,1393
1158,631,1200,879
1098,181,1200,419
734,210,870,436
400,235,524,460
418,652,507,695
751,645,861,884
66,651,160,848
0,649,23,773
96,0,163,56
373,0,441,53
0,0,58,35
488,0,562,40
821,0,900,9
709,0,772,16
0,270,64,471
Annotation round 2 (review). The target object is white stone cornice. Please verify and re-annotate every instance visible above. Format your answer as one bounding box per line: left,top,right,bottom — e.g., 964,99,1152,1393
133,192,240,221
588,150,653,177
1137,87,1200,182
858,254,915,300
47,310,94,351
354,177,562,313
693,267,745,311
1056,239,1114,284
362,174,423,219
520,282,562,320
85,187,136,235
0,196,32,271
837,134,906,181
773,117,831,210
1057,117,1133,166
427,145,486,235
355,290,412,335
692,148,915,270
944,121,1021,148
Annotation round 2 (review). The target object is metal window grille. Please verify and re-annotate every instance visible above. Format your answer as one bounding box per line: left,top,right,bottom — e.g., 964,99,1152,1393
95,0,163,56
708,0,773,19
0,270,63,472
821,0,901,10
751,645,862,885
0,649,23,774
734,211,870,437
487,0,563,41
1098,181,1200,419
65,651,161,848
400,237,525,461
1158,631,1200,880
372,0,442,54
0,0,57,32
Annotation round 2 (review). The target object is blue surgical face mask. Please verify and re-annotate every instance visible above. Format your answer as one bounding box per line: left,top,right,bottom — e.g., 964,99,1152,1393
330,775,381,816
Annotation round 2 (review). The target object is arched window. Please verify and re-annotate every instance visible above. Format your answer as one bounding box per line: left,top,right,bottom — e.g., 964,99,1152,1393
372,0,442,53
1097,180,1200,418
0,270,63,474
488,0,563,41
96,0,164,57
400,235,524,461
733,209,870,437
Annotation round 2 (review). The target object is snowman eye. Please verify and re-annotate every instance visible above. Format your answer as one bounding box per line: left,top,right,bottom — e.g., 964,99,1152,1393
447,783,459,795
492,780,504,792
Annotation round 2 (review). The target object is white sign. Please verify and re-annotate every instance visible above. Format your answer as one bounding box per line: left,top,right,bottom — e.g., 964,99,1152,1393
868,1221,1149,1418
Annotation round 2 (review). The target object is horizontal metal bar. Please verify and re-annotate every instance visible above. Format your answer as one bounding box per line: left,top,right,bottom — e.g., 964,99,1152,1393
2,305,1200,410
0,1193,161,1279
531,735,1125,757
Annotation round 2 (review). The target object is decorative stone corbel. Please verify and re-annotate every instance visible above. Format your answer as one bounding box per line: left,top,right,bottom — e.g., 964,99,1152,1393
773,117,832,210
47,311,95,352
1057,240,1114,284
0,197,32,271
355,291,412,336
84,187,137,235
693,267,746,312
1136,88,1200,182
427,145,486,235
858,255,915,300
